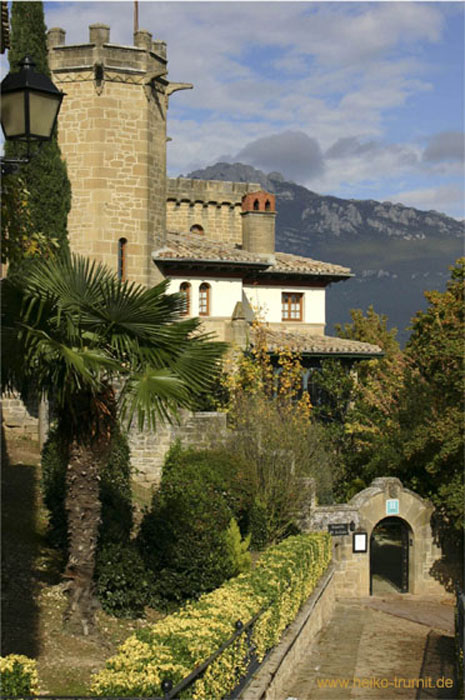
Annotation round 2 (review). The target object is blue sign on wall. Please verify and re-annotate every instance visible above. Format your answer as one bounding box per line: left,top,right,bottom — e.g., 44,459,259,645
386,499,399,515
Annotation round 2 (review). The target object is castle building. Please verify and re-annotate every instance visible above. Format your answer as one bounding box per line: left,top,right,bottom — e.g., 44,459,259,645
47,23,382,364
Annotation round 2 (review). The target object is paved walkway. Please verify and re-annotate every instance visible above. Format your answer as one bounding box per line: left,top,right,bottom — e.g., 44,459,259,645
283,597,457,699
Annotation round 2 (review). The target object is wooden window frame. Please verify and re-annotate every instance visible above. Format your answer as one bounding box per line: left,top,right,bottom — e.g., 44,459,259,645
179,282,191,315
281,291,303,322
199,283,210,316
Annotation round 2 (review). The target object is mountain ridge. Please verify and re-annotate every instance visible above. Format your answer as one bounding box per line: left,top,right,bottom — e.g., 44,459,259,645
186,162,464,344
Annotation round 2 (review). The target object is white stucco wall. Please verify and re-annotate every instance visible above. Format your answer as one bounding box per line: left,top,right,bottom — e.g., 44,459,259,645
166,276,243,317
243,285,326,325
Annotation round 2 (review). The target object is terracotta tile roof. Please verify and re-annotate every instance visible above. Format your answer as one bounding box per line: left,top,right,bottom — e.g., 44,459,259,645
252,327,383,357
153,232,352,278
153,232,268,266
272,251,351,277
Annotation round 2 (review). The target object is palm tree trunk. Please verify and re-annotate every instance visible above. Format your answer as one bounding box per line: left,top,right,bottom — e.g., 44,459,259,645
63,440,102,635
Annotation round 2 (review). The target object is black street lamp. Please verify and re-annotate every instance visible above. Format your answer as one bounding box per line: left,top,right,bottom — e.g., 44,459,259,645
1,55,65,175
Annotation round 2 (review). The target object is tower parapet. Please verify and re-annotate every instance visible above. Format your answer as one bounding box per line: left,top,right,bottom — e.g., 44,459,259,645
47,24,189,286
166,178,260,243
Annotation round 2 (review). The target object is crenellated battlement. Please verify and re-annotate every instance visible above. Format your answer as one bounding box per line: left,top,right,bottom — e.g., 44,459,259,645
47,24,167,75
167,177,260,204
166,178,261,244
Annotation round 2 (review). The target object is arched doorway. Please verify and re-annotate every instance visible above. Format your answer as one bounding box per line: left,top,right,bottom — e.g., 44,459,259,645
370,517,411,595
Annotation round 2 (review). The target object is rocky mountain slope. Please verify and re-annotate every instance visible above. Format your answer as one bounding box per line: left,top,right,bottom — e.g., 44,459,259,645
187,163,464,345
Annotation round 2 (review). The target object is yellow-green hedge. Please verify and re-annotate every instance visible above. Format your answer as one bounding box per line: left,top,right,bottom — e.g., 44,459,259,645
92,532,331,699
0,655,39,696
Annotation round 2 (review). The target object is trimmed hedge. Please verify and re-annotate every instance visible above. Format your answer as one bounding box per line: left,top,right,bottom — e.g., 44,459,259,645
91,532,331,699
0,655,39,695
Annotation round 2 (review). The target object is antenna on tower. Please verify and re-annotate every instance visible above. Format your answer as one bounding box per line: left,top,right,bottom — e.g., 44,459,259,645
134,0,139,35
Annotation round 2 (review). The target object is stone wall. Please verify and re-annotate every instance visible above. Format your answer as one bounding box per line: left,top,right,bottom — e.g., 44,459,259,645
127,411,228,485
2,388,227,488
48,24,170,287
1,392,38,439
166,178,260,244
304,477,446,597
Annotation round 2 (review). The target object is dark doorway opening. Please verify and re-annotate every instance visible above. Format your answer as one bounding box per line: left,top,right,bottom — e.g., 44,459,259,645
370,517,411,595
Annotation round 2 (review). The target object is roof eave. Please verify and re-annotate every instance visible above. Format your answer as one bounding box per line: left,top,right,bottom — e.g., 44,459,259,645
267,349,384,359
152,255,270,269
255,271,353,281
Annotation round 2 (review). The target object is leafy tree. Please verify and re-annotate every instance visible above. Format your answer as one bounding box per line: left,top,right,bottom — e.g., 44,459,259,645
393,258,464,531
315,267,464,541
3,1,71,266
1,175,59,267
8,1,49,74
2,252,225,633
222,323,334,543
313,306,404,499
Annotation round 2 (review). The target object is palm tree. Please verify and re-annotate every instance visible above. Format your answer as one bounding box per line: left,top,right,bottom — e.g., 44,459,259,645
2,252,226,634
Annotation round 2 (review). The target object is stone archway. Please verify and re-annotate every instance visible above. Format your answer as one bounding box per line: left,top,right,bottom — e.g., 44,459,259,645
306,477,446,597
370,516,412,595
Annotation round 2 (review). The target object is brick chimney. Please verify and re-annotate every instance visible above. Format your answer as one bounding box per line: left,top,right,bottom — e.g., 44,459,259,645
241,191,276,258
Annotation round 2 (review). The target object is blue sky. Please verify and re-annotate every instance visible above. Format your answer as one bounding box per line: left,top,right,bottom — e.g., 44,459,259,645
32,2,465,218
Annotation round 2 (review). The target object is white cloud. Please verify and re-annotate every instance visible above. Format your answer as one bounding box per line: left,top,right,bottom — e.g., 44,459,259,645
38,2,463,218
390,184,465,218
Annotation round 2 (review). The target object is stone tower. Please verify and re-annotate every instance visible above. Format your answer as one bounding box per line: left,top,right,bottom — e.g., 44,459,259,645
47,23,191,286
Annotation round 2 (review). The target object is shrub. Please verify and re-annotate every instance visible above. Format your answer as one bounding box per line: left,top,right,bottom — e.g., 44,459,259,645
224,518,251,576
161,443,254,534
41,424,133,553
0,655,39,695
95,543,150,618
91,533,331,699
98,425,133,546
247,498,269,550
137,452,251,602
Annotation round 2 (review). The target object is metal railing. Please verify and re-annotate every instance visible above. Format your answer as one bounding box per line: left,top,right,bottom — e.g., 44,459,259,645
159,595,275,700
0,599,272,700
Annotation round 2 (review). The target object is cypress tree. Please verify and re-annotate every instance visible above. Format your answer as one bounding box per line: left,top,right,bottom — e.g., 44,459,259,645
5,2,71,258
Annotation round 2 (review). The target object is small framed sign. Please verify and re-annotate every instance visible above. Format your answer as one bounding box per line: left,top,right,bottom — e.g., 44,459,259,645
353,532,368,553
328,523,349,536
386,499,399,515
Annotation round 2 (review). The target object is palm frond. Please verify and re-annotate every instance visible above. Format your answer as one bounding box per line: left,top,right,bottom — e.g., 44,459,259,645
3,252,227,433
120,368,191,431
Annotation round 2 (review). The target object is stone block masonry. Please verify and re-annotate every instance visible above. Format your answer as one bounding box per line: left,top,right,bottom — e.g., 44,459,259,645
127,410,228,485
305,478,446,597
48,24,169,288
167,178,260,244
1,392,38,438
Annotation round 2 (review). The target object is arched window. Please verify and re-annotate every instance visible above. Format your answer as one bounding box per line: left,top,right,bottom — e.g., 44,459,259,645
199,283,210,316
265,199,271,211
190,224,204,234
253,199,260,211
118,238,127,281
179,282,191,315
